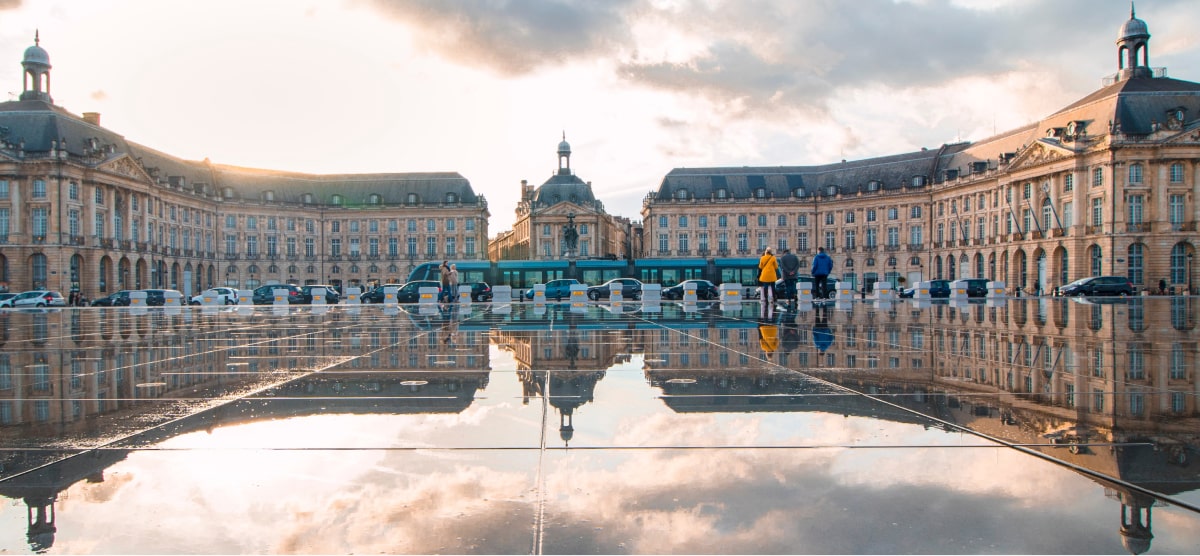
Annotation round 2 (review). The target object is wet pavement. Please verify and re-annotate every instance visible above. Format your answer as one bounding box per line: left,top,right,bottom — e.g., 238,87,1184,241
0,296,1198,554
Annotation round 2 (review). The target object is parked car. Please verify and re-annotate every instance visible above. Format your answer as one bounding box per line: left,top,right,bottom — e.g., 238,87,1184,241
900,280,950,299
662,279,719,300
4,290,67,308
1059,276,1135,297
190,287,239,305
0,293,16,307
524,278,583,300
251,284,304,305
774,275,840,299
362,283,403,303
394,280,442,303
961,278,990,298
141,289,185,306
93,290,134,307
587,278,643,301
464,282,492,302
299,284,340,304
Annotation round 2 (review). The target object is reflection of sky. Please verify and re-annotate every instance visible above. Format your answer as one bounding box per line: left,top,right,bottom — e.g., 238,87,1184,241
2,366,1197,554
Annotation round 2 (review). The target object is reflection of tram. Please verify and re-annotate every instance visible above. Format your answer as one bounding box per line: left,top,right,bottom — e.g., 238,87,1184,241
407,258,765,293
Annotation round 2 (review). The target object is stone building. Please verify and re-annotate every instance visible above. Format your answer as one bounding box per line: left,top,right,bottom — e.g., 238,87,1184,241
643,11,1200,295
489,136,635,261
0,35,488,299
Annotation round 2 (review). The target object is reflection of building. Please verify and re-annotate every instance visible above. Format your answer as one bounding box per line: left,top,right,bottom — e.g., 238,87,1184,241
643,11,1200,295
489,137,635,261
0,36,488,299
638,298,1199,555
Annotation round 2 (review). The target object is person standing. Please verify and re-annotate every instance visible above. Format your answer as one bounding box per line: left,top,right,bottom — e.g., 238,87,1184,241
447,264,460,302
779,248,800,303
439,260,451,302
811,246,833,300
757,247,779,303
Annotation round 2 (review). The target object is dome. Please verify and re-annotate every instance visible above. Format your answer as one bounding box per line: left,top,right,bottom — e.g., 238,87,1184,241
1118,11,1149,41
557,138,571,156
23,43,50,67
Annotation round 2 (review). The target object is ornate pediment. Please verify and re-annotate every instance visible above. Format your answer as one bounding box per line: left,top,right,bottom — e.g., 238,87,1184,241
1161,122,1200,144
538,202,590,217
1007,139,1076,171
98,155,154,182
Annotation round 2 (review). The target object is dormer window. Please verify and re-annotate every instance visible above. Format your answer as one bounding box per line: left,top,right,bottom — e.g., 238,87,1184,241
222,187,234,199
406,193,419,206
330,194,343,206
716,188,727,199
911,176,927,187
675,188,689,200
369,193,382,205
793,188,806,198
302,193,313,204
445,192,458,203
825,185,837,196
754,188,766,199
867,180,880,192
263,190,274,202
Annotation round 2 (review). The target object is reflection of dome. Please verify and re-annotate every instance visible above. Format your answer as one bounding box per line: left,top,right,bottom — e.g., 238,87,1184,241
1120,533,1152,555
1119,11,1149,41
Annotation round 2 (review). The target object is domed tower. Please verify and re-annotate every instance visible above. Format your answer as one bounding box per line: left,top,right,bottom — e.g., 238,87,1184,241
557,132,572,176
20,31,53,103
1116,4,1151,81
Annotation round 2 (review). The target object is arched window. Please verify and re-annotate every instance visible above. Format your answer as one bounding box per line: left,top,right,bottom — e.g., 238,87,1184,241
754,188,766,199
675,188,689,200
1128,244,1144,285
369,193,382,205
794,188,805,198
31,253,47,287
303,193,314,204
948,254,956,280
716,188,728,199
406,193,419,205
1170,243,1188,283
934,256,943,280
264,190,275,202
1090,245,1103,276
330,194,343,206
1059,249,1069,286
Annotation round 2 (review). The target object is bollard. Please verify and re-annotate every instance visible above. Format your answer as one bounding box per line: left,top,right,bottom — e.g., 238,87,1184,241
873,282,895,301
345,287,362,305
949,280,969,301
913,281,931,300
383,286,399,306
532,283,547,304
491,285,513,304
417,286,438,305
311,287,327,305
719,283,742,303
237,289,253,305
641,283,662,303
986,281,1007,299
835,281,854,302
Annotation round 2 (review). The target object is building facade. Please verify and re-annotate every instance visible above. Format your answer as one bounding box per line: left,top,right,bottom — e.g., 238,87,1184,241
643,12,1200,295
489,136,636,261
0,36,489,299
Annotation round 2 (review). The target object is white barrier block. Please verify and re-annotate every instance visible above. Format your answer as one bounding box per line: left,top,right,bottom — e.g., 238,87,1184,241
949,280,969,300
201,291,221,307
130,290,148,308
608,283,623,303
237,289,253,305
458,285,472,304
641,283,662,302
719,283,742,303
164,291,183,307
682,282,698,302
913,281,932,300
570,284,588,304
835,281,855,301
796,283,814,303
417,286,439,305
491,285,513,303
533,283,547,304
384,286,399,305
311,287,327,305
873,283,894,301
987,281,1007,299
345,287,362,305
874,299,893,311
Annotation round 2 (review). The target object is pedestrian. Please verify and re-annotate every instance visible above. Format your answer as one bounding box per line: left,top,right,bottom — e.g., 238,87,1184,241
1159,278,1167,295
439,260,450,302
779,248,800,303
447,264,459,302
811,246,833,300
758,247,779,303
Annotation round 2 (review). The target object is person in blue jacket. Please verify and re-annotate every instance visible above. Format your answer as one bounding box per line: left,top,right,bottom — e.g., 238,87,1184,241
811,247,833,299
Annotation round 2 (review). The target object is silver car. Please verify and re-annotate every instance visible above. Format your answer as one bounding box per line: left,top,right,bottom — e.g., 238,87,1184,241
4,290,67,308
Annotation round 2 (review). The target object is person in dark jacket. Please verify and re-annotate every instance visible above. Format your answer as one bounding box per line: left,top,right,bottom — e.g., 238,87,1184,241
779,248,801,302
811,247,833,299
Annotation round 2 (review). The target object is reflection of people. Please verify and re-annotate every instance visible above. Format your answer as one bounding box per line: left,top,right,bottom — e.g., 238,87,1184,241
780,248,800,303
811,247,833,300
758,247,779,303
759,321,779,355
812,304,833,354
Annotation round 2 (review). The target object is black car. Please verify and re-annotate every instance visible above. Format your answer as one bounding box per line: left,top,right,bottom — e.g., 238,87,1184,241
92,290,133,306
1059,276,1135,297
775,275,839,299
362,284,402,304
395,280,442,303
141,289,185,306
300,284,340,304
662,279,719,300
587,278,644,301
464,282,492,302
961,278,990,298
900,280,951,299
252,284,305,305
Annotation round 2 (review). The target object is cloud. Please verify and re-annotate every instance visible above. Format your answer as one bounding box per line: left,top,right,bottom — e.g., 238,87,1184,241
366,0,638,75
0,0,20,10
89,89,107,101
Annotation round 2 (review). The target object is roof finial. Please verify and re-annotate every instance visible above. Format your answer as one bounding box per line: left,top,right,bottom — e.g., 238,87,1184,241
34,29,39,46
562,130,566,141
1131,1,1136,19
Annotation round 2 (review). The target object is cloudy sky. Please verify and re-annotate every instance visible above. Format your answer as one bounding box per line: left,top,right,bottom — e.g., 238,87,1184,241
1,0,1198,233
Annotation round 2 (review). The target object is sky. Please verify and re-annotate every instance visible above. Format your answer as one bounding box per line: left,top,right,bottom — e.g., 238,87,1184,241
1,0,1198,234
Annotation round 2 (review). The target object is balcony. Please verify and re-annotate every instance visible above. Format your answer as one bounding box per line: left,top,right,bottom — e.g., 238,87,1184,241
387,254,399,260
286,254,299,261
884,244,900,252
862,245,878,253
1030,231,1043,240
677,249,691,256
101,238,115,249
245,253,259,260
121,240,132,250
1171,221,1197,232
366,254,380,260
70,235,85,246
717,249,730,257
328,255,342,261
305,255,317,261
1085,225,1102,235
347,253,361,261
32,235,45,244
225,253,240,260
137,242,149,252
1125,222,1152,233
906,244,924,252
736,249,752,256
0,236,7,245
656,249,670,256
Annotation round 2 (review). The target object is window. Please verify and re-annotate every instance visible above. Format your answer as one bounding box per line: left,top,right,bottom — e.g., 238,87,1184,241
866,209,876,222
718,216,727,228
1092,167,1103,187
1064,173,1074,192
1170,244,1188,283
1128,244,1144,285
843,229,855,250
33,179,46,198
826,185,837,196
888,207,898,220
658,234,669,252
1091,245,1103,276
1170,162,1184,183
716,188,727,199
865,228,877,248
909,226,922,245
67,181,78,200
754,188,766,198
738,215,748,227
658,216,668,228
797,214,807,226
757,215,767,226
1170,195,1185,229
910,206,921,218
1091,198,1103,226
678,233,689,252
1128,163,1143,184
1127,195,1143,224
886,227,899,247
69,210,79,236
844,212,855,224
426,220,436,232
794,188,805,198
1062,202,1073,227
675,188,689,200
247,216,258,231
679,216,689,228
737,232,748,251
427,237,437,256
406,193,418,205
1023,183,1031,199
867,180,880,192
824,231,836,250
0,180,7,199
32,208,48,236
825,213,834,226
718,231,728,252
777,215,787,227
331,194,343,206
446,219,456,232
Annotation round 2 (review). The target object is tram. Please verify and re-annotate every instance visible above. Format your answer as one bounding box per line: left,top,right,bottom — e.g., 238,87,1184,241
407,257,764,293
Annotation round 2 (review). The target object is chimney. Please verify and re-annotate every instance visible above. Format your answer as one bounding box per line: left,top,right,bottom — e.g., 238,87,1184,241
83,112,101,126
